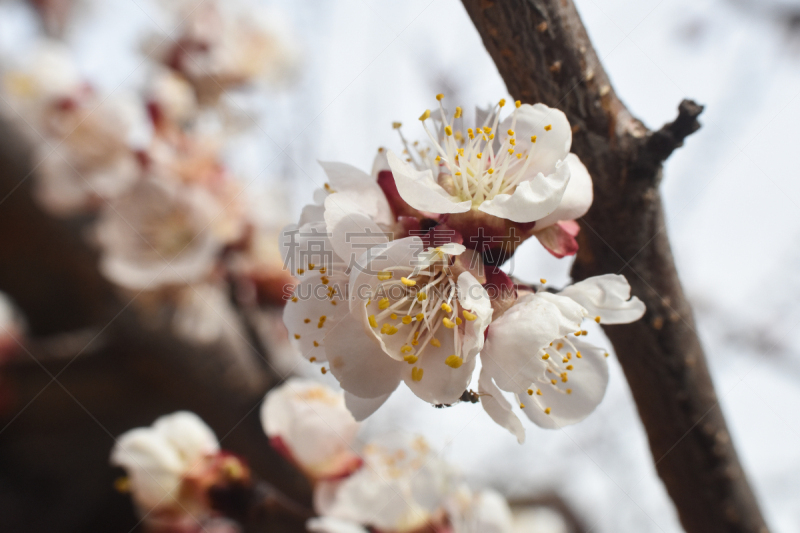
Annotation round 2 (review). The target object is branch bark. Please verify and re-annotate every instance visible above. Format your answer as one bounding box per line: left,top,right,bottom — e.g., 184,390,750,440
0,119,310,533
460,2,769,532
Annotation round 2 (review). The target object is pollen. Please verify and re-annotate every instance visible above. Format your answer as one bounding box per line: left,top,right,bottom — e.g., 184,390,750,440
378,298,390,310
430,338,441,348
545,407,551,415
401,345,413,353
411,367,424,381
595,316,601,323
536,389,542,396
567,365,574,370
544,124,552,131
436,93,444,101
476,152,482,159
463,310,477,321
417,292,427,302
455,106,462,118
443,317,456,329
441,302,452,313
445,355,464,368
401,277,416,286
507,129,515,136
557,343,563,350
419,109,431,121
382,324,399,335
531,135,537,143
416,313,424,321
515,100,521,108
445,125,453,136
404,354,418,364
456,317,463,325
402,316,413,325
377,271,393,281
527,389,534,396
508,149,515,155
487,168,494,174
540,278,547,284
320,276,329,285
542,354,550,360
390,313,398,320
498,99,506,107
576,351,582,358
519,403,525,409
551,379,557,385
369,315,378,328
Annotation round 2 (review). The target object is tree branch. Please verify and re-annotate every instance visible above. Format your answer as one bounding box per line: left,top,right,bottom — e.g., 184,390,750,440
0,118,310,533
460,1,769,532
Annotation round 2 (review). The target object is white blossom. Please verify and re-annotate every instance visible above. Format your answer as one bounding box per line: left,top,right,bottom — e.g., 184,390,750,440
480,275,645,439
261,379,362,480
445,486,514,533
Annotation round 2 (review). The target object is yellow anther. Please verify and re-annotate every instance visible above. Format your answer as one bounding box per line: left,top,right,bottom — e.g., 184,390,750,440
297,268,305,274
544,124,552,131
507,129,515,136
498,99,506,107
540,278,547,284
390,313,398,320
604,352,610,358
567,389,572,394
531,135,537,143
456,317,463,325
417,292,427,302
294,334,301,339
443,317,456,329
542,354,550,360
291,296,298,302
527,389,534,396
536,389,542,395
487,168,494,175
392,121,402,129
556,343,563,350
411,367,424,381
114,476,130,493
430,338,441,348
440,302,452,313
321,367,327,374
380,323,399,335
419,109,431,121
401,277,416,286
402,316,413,325
331,301,337,306
520,403,525,409
484,126,492,133
313,341,319,347
436,93,444,101
378,298,390,310
510,138,516,146
551,379,557,385
455,106,462,118
574,331,581,336
308,263,315,270
310,356,317,362
595,316,601,323
516,153,523,159
457,148,465,156
319,267,327,274
445,355,464,368
416,313,424,322
567,365,574,370
455,171,462,175
563,358,569,363
377,271,393,281
435,155,441,162
401,345,413,353
476,127,483,134
515,100,521,108
404,354,418,364
462,310,477,321
321,276,329,285
508,149,515,155
545,407,551,415
489,133,495,140
304,318,311,323
445,125,453,136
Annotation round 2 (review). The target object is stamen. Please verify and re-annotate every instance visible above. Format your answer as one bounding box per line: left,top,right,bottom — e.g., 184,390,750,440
411,367,424,381
445,355,463,368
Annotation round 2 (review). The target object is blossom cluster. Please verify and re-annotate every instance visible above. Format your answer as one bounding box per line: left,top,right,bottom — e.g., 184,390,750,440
0,2,299,343
111,379,517,533
282,96,646,441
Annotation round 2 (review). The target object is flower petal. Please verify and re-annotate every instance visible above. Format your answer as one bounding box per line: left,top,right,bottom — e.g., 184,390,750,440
478,369,525,444
559,274,646,324
152,411,219,467
520,338,609,429
457,272,493,361
325,303,403,399
478,161,570,223
534,220,581,258
481,292,586,392
325,197,392,264
534,153,593,229
344,391,391,421
499,103,571,177
307,517,369,533
387,150,471,214
283,272,347,362
402,332,477,405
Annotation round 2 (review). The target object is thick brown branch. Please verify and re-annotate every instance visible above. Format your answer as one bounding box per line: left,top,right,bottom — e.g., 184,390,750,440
460,1,769,532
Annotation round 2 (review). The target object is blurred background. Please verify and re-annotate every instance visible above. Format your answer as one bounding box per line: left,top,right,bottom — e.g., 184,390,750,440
1,0,799,532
